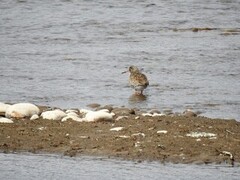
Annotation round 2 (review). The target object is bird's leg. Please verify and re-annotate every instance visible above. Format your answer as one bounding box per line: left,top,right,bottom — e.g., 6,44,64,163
134,90,142,95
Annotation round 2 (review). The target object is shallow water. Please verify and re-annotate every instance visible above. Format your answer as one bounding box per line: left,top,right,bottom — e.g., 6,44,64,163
0,0,240,120
0,153,239,180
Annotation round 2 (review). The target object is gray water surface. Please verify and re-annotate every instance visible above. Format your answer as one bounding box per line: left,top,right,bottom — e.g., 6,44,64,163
0,0,240,120
0,153,239,180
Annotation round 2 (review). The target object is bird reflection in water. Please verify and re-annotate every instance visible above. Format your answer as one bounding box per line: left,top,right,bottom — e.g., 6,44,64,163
128,93,147,104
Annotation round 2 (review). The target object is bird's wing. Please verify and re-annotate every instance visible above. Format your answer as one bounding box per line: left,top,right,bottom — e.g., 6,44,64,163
134,73,149,86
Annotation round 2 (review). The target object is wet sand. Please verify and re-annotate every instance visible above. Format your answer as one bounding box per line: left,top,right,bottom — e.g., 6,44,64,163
0,105,239,166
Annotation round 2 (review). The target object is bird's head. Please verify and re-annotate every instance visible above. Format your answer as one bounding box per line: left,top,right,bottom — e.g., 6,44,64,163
129,66,140,73
122,66,140,74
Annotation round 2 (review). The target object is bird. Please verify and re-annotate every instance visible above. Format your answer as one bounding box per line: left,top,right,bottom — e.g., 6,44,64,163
122,66,149,95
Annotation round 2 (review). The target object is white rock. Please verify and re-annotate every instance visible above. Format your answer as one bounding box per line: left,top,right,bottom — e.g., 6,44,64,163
134,141,141,147
66,112,79,117
157,130,168,134
152,113,165,117
110,127,124,131
38,127,46,131
30,114,39,120
115,116,128,121
141,113,153,117
118,135,130,138
0,102,11,113
221,151,234,159
0,117,14,123
79,109,92,114
5,103,40,119
98,109,110,113
41,109,66,120
142,112,165,117
79,135,89,139
61,114,82,122
65,109,78,114
186,132,217,138
131,133,146,138
82,110,114,122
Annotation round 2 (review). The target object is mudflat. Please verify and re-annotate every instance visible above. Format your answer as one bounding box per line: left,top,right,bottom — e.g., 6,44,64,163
0,107,239,165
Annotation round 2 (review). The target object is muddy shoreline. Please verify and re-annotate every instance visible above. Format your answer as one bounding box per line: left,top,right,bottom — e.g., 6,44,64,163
0,105,240,166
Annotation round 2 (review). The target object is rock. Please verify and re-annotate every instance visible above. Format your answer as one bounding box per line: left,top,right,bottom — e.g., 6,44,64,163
131,133,145,138
112,107,135,116
81,110,115,122
5,103,40,119
0,102,11,114
115,116,128,121
186,132,217,138
30,114,39,120
152,113,165,117
41,109,66,120
117,135,130,139
79,109,92,114
142,113,153,117
157,130,168,134
183,109,197,117
0,117,14,123
61,112,82,122
110,127,124,131
65,109,79,114
62,115,82,122
142,112,164,117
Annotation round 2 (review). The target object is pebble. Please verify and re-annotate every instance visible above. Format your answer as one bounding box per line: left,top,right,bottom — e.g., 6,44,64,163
38,127,46,131
186,132,217,138
135,116,140,120
30,114,39,120
157,130,168,134
118,135,130,138
110,127,124,131
0,117,14,123
131,133,145,138
141,113,153,117
115,116,128,121
142,113,164,117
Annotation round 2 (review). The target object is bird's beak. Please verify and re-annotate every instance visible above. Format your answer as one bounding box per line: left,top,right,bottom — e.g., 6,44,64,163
121,70,127,74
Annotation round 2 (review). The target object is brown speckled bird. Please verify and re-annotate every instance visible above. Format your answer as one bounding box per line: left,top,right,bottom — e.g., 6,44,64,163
123,66,149,95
